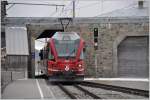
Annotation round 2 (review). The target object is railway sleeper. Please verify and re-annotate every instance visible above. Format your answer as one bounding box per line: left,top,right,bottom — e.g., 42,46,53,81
58,84,77,99
73,85,101,99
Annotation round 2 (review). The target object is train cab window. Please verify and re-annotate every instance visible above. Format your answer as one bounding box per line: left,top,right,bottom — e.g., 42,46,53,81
54,39,80,58
80,51,84,59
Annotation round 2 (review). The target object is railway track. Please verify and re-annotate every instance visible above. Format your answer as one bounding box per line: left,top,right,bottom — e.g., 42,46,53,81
81,81,149,97
74,85,101,99
46,80,148,99
57,83,101,99
58,84,77,99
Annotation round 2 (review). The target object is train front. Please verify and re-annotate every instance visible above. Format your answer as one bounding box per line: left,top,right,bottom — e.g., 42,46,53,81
48,32,84,81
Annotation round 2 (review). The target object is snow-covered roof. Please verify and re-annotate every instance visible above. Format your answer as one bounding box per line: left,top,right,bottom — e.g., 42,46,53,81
98,4,149,17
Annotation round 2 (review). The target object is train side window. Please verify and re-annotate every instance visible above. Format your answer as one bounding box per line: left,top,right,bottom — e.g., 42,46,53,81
44,49,47,59
39,50,43,60
48,48,54,60
46,49,49,59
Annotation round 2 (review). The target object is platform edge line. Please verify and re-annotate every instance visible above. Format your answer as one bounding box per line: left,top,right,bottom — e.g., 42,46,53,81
36,79,44,99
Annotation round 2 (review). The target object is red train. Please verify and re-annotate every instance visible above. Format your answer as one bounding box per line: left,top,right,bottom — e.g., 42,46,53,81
39,32,85,81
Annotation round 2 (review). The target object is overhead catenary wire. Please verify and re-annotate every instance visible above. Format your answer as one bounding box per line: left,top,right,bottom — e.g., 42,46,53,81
6,2,65,12
59,0,100,17
49,0,102,17
60,1,100,13
55,1,139,17
5,0,139,17
6,4,15,11
7,1,98,13
48,0,73,17
60,0,74,17
17,0,132,1
8,2,65,7
6,2,66,16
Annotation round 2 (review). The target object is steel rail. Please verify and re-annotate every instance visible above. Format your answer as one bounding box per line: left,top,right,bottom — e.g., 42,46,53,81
73,84,101,99
58,84,77,99
81,81,149,97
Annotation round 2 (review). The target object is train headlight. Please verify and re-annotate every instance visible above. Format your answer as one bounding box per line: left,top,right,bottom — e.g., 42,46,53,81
65,65,69,71
78,64,82,67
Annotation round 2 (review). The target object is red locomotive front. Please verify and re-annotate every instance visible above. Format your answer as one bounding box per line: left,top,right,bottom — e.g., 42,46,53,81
40,32,85,81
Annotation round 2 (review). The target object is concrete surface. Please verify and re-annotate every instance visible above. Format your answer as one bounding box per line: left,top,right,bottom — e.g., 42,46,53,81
84,78,149,91
2,78,149,99
2,79,54,99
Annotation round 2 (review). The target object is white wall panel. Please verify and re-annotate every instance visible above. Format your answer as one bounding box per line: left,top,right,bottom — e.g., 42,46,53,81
6,27,29,55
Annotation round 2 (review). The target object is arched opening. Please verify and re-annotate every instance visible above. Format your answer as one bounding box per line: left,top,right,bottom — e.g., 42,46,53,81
117,36,149,78
34,29,64,77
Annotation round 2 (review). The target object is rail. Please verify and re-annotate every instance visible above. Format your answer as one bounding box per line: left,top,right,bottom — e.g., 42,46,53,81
73,84,101,99
58,84,77,99
81,81,149,97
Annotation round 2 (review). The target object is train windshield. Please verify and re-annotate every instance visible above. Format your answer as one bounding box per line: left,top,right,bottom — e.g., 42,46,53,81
54,39,80,58
52,32,80,58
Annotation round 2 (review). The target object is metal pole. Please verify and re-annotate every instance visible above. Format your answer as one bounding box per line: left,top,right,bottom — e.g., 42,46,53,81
95,54,98,78
1,1,8,18
38,61,39,75
11,71,12,81
73,0,75,18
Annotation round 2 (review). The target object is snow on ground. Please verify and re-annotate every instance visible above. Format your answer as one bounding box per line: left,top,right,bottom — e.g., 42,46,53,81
84,78,149,82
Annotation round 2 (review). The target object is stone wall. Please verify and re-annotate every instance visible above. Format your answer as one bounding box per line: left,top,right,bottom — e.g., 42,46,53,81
66,22,149,77
27,18,149,78
3,55,28,78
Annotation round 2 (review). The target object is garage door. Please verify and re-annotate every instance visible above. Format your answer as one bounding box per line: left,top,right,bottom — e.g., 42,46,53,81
118,36,149,78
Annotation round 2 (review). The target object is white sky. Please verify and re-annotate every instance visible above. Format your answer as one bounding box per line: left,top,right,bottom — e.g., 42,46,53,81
35,38,48,50
6,0,139,17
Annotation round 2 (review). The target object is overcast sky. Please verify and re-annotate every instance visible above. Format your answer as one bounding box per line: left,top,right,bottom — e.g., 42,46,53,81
6,0,139,17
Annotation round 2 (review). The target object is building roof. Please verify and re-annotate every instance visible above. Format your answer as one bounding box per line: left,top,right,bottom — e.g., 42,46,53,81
98,3,149,17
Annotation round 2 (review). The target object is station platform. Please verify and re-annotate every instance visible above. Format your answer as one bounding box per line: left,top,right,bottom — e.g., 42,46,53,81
84,78,149,91
2,79,55,99
2,78,149,99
